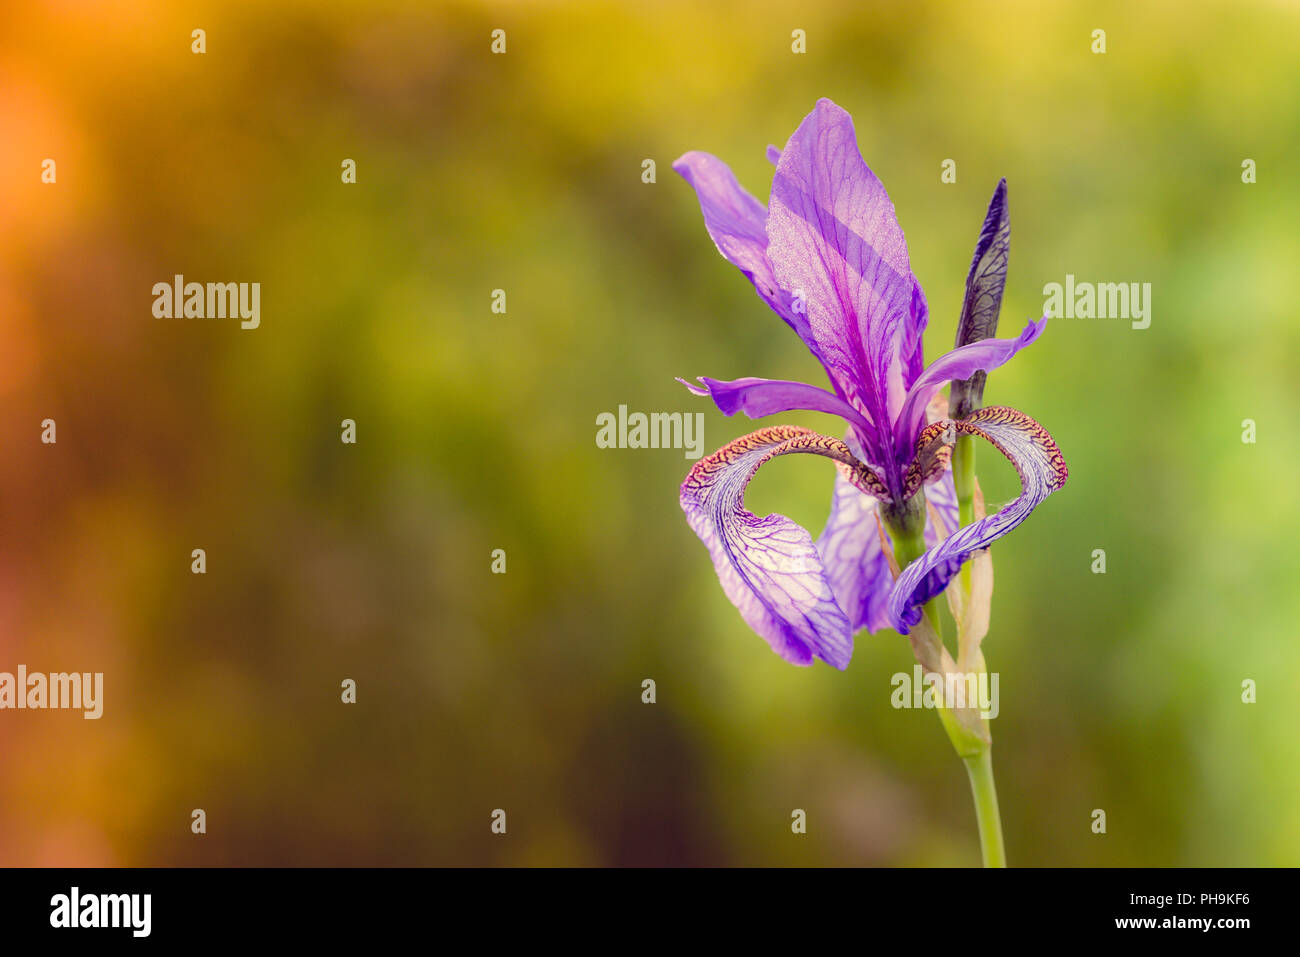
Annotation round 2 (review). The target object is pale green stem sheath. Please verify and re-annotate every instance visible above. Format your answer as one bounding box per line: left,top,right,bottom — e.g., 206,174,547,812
962,748,1006,868
949,431,1007,865
885,489,1007,867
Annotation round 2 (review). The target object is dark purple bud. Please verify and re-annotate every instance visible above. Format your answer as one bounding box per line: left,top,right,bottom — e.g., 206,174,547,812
950,179,1009,419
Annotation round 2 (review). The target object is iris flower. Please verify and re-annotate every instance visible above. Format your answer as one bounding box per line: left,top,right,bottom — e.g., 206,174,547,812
675,98,1067,670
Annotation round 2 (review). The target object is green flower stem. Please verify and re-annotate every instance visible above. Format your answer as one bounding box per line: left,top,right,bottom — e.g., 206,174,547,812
929,656,1006,868
885,497,943,636
886,486,1007,867
961,748,1007,868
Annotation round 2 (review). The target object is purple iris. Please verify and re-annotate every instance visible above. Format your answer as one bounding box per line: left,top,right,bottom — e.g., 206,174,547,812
676,98,1067,669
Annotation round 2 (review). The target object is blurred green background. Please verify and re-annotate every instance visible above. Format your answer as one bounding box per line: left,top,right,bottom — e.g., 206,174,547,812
0,0,1297,865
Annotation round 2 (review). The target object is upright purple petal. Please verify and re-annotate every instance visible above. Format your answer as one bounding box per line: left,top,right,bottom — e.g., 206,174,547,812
679,375,876,437
888,407,1069,633
900,277,930,392
765,98,920,491
681,426,877,669
893,317,1046,461
673,151,810,343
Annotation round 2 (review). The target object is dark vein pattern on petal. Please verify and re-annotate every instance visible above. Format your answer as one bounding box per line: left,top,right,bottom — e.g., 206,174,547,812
903,418,957,499
765,99,918,487
681,426,878,668
672,150,813,345
887,407,1068,634
816,467,893,633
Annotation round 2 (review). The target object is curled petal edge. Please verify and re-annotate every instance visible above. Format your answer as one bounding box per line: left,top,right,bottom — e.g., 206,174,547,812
681,426,885,669
888,406,1068,634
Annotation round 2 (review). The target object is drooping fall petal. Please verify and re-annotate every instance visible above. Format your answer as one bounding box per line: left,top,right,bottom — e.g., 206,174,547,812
681,426,883,669
888,406,1068,633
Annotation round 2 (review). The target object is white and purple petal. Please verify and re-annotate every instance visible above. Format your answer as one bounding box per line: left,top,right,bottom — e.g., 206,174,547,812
923,469,959,547
814,428,897,634
887,407,1068,634
681,426,879,669
816,462,963,638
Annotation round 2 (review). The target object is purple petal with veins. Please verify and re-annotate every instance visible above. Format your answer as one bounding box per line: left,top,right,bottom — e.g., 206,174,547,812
923,469,959,547
765,98,923,492
679,375,876,439
672,151,812,347
673,99,1069,662
681,426,869,668
815,430,893,633
893,317,1046,463
888,407,1068,633
900,278,930,392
